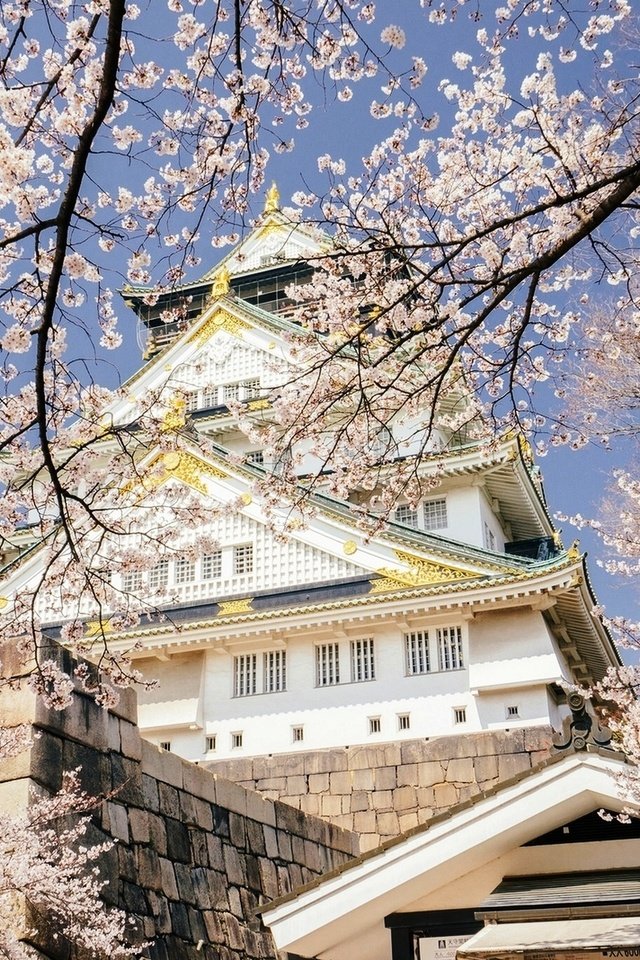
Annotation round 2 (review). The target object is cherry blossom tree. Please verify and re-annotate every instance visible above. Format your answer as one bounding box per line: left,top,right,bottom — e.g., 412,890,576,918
0,0,640,932
0,727,139,958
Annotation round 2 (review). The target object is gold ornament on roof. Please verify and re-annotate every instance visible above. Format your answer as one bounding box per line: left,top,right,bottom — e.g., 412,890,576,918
160,394,186,433
211,265,231,298
264,182,280,214
218,597,254,615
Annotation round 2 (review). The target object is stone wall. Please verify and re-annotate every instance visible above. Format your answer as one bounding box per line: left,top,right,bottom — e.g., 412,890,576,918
0,646,358,959
204,726,554,850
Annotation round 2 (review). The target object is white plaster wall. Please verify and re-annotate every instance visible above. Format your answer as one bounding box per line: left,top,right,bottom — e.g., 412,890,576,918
134,613,566,761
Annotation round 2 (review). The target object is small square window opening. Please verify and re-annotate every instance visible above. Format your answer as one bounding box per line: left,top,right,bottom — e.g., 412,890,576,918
398,714,411,731
506,704,520,719
205,735,217,752
292,726,304,743
453,707,467,725
231,732,243,749
369,717,381,734
159,741,171,752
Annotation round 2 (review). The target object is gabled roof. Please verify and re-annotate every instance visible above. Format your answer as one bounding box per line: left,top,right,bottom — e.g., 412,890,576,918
259,749,637,960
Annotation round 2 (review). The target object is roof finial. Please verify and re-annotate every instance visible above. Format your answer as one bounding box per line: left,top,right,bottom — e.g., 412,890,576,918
211,264,231,299
264,182,280,214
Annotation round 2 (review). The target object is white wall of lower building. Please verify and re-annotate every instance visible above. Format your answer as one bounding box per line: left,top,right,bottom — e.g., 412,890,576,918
136,603,566,762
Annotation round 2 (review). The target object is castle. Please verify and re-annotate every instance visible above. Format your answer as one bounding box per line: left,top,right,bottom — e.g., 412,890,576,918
0,190,636,960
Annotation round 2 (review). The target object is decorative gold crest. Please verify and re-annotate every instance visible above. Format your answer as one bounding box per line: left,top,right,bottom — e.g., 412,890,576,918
188,308,250,345
343,540,358,556
369,549,478,592
218,597,254,615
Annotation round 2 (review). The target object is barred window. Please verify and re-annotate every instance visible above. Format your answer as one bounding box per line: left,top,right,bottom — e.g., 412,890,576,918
234,654,257,697
405,631,430,675
398,713,411,731
292,726,304,743
122,571,143,593
231,731,243,749
149,559,169,589
246,450,264,465
201,386,218,407
223,383,240,402
241,379,261,399
395,504,419,528
174,557,195,584
453,706,467,725
350,638,375,682
233,544,253,575
264,649,286,693
424,498,448,531
369,717,381,734
202,551,222,580
437,626,464,670
205,735,216,752
316,643,340,687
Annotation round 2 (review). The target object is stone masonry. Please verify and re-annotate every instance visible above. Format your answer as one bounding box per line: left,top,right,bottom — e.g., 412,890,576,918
0,646,358,960
204,726,554,850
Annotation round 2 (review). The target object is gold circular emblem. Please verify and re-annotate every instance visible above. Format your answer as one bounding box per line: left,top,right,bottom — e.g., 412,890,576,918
241,493,253,505
163,451,181,470
0,596,8,610
343,540,358,555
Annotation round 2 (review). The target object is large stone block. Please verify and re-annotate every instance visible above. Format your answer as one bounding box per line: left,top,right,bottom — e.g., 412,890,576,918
393,785,418,810
474,754,499,782
498,751,533,781
140,738,184,788
445,758,476,784
329,770,352,793
417,760,445,788
214,775,249,817
374,766,397,790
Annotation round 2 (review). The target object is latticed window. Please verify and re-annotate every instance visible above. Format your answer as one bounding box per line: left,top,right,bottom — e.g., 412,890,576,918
174,558,195,584
263,650,286,693
241,379,261,399
233,544,253,575
149,559,169,589
316,643,340,686
246,450,264,465
201,386,218,407
395,504,419,528
223,383,240,402
437,626,464,670
122,571,143,593
424,498,448,530
398,714,411,731
185,391,199,411
202,551,222,580
350,638,375,682
234,654,257,697
453,706,467,724
405,631,430,675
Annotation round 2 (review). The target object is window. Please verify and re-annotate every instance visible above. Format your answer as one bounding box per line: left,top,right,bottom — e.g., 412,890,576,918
292,726,304,743
201,386,218,407
149,559,169,589
185,391,199,411
159,741,171,751
122,571,143,592
202,551,222,580
483,521,496,551
264,649,286,693
506,704,520,719
437,626,464,670
241,379,261,399
424,498,448,531
231,731,243,749
395,504,418,528
233,544,254,575
174,557,195,584
405,631,430,675
369,717,381,734
234,654,257,697
246,450,264,465
398,713,411,731
453,707,467,725
350,638,375,682
205,735,217,752
316,643,340,686
223,383,240,403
